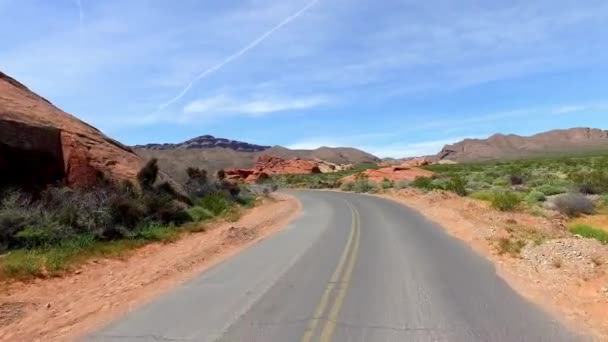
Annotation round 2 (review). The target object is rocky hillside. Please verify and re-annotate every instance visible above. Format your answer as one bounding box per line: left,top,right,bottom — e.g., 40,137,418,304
134,138,379,185
0,70,147,190
437,128,608,162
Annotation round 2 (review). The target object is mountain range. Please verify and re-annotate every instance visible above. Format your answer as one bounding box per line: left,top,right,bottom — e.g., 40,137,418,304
437,128,608,162
134,138,380,185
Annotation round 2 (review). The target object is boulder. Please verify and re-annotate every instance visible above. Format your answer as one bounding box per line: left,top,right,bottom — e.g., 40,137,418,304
0,70,145,189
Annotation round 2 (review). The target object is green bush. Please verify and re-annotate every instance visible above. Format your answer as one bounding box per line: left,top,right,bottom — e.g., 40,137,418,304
525,191,546,204
381,178,393,190
536,184,567,196
569,224,608,244
411,177,435,190
352,179,378,193
188,207,214,222
491,192,521,211
197,193,230,216
470,191,495,202
445,176,467,196
340,182,355,192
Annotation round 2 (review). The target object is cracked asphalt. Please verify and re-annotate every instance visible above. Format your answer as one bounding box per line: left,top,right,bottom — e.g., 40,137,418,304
86,190,585,342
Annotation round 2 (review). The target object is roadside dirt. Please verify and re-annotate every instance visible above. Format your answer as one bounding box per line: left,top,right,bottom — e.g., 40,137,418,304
380,189,608,340
0,193,301,342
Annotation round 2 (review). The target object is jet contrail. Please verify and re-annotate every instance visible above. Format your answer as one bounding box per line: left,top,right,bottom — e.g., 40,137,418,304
157,0,320,110
76,0,84,39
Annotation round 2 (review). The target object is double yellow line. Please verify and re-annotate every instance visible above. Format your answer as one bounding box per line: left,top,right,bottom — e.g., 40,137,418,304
301,201,361,342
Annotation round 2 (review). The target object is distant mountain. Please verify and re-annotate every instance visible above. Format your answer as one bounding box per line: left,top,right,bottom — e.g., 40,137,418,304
437,128,608,162
133,136,379,185
133,135,270,152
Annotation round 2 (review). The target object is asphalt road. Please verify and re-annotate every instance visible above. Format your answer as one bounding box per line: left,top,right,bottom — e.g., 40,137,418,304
87,190,585,342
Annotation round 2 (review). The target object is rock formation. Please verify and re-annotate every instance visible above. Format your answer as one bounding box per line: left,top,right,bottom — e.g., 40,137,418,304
0,70,145,189
340,165,434,184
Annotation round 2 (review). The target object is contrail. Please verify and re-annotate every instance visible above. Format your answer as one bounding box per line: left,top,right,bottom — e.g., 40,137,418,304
75,0,84,40
157,0,320,110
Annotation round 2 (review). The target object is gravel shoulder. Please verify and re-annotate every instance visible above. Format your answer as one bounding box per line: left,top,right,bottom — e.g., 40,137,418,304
0,193,301,342
379,189,608,340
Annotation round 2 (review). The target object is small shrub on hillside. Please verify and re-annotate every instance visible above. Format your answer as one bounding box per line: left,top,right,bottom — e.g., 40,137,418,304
491,192,521,211
525,191,546,204
569,224,608,244
137,159,160,190
188,207,214,222
340,182,355,192
496,237,526,256
381,178,393,190
197,193,230,216
411,177,435,191
109,196,145,229
352,179,378,193
445,176,467,196
553,194,594,217
394,180,410,190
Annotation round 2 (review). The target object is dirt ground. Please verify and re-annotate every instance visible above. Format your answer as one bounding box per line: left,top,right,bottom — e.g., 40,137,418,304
380,189,608,341
0,193,301,342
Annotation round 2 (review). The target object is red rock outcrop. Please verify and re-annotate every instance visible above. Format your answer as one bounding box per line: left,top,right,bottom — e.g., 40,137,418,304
340,165,434,184
225,155,322,183
0,70,145,188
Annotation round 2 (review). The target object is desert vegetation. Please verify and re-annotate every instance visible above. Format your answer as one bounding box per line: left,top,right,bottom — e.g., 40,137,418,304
0,159,263,279
267,162,380,189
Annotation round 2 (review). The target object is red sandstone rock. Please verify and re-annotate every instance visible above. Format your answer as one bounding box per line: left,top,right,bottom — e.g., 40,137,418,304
340,166,434,184
0,70,146,188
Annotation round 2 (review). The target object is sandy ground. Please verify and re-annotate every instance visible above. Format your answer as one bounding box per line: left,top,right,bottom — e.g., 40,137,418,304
0,194,301,342
380,189,608,341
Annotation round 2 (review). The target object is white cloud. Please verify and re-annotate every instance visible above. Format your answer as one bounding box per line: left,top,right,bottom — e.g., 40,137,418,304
183,94,329,117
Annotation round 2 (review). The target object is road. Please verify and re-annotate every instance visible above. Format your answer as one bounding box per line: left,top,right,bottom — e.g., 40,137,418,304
87,190,584,342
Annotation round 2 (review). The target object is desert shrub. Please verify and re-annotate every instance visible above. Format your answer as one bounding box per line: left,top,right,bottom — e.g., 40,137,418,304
491,192,521,211
553,194,594,217
492,178,510,187
197,193,230,216
445,176,467,196
352,179,378,193
137,159,160,190
536,184,567,196
340,182,355,192
109,196,145,229
216,169,226,181
394,180,410,190
496,237,526,255
510,175,525,185
470,191,494,202
569,170,608,194
411,177,435,191
525,191,546,204
188,206,214,222
381,178,393,190
569,224,608,244
133,223,180,243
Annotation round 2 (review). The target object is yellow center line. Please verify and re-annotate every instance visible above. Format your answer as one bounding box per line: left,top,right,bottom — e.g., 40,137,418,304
300,201,358,342
319,204,361,342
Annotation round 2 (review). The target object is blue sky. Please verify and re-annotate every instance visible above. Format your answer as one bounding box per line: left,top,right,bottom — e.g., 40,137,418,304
1,0,607,157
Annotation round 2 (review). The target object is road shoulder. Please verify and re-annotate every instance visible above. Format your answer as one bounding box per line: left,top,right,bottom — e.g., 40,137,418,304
0,194,301,342
377,189,608,340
